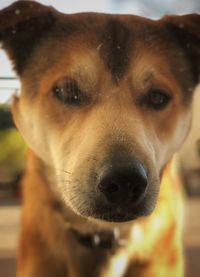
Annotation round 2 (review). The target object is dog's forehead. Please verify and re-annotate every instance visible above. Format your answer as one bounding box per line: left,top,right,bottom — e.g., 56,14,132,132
98,17,133,80
58,14,158,80
27,13,163,82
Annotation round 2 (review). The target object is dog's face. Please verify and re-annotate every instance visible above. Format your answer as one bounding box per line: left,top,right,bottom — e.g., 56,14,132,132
1,1,199,222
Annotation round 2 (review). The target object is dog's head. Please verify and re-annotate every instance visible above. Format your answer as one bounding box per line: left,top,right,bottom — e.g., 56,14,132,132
1,1,199,222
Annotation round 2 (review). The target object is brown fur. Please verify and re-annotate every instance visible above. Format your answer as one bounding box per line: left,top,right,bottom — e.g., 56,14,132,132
0,1,200,276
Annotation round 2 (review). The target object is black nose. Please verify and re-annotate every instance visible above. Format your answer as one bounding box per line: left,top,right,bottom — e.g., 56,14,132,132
98,161,148,206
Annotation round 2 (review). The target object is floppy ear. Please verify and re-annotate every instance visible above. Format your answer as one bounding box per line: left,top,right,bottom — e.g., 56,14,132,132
162,14,200,85
0,0,56,75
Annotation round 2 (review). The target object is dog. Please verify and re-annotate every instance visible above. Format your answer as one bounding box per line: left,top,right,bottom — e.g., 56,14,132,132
0,1,199,276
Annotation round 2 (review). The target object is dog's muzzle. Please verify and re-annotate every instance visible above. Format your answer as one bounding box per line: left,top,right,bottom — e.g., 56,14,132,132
98,160,148,206
81,157,153,223
70,153,156,223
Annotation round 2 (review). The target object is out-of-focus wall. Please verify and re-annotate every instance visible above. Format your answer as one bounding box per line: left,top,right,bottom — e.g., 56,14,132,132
179,86,200,170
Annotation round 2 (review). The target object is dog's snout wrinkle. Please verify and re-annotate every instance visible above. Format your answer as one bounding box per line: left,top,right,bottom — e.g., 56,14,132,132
98,161,148,206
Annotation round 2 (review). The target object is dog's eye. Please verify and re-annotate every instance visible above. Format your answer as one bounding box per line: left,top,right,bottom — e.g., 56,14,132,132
53,80,86,106
141,89,171,111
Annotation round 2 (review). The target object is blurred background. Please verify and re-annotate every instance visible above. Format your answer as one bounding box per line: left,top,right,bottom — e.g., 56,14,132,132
0,0,200,276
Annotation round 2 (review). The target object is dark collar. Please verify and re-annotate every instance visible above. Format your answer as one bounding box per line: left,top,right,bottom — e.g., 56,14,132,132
71,228,127,250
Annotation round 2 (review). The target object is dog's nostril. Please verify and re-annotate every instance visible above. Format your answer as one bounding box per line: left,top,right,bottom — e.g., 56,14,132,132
98,162,148,205
99,182,120,194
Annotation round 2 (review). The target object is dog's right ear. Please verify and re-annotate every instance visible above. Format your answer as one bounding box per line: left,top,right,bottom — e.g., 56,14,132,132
0,0,57,75
161,14,200,86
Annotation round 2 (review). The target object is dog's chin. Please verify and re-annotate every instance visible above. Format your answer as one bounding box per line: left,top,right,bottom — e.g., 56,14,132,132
90,208,153,223
79,202,155,224
90,212,141,223
64,193,157,225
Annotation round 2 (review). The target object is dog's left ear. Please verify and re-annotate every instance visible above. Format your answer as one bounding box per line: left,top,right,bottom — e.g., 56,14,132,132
0,1,57,75
161,14,200,85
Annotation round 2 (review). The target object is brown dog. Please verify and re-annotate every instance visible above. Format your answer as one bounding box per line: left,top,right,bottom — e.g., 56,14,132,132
0,1,200,276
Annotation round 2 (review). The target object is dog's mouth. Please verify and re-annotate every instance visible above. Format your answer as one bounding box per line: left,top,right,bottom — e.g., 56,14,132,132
91,212,139,223
70,191,156,223
64,181,158,223
88,202,153,223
